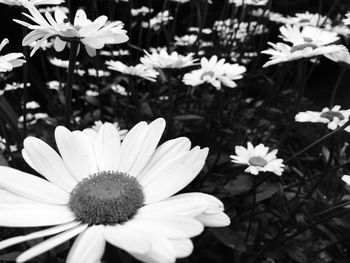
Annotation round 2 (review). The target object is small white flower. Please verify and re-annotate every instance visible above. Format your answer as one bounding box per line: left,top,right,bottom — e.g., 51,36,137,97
88,120,128,140
140,48,197,69
26,101,40,109
14,3,129,56
4,82,30,91
0,39,25,72
28,39,53,51
174,35,197,46
342,175,350,185
47,80,60,90
230,142,285,176
144,10,173,31
183,56,246,90
110,83,128,96
284,12,331,27
106,60,159,82
295,105,350,132
229,0,268,6
262,42,346,67
131,6,153,16
49,57,79,68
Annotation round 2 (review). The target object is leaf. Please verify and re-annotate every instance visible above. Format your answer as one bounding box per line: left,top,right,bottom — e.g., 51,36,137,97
0,152,8,166
0,252,21,261
224,175,253,195
255,183,279,203
282,246,307,263
210,228,246,252
173,115,203,121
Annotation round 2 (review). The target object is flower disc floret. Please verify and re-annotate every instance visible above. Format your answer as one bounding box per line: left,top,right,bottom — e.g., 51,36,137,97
69,171,144,226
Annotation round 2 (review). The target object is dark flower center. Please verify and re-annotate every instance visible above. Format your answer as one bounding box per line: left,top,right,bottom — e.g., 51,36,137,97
290,43,318,53
248,156,268,167
320,110,345,121
69,171,144,226
299,18,311,23
201,71,215,80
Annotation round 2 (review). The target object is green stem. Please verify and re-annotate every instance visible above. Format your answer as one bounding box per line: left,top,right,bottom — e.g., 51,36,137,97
64,42,79,128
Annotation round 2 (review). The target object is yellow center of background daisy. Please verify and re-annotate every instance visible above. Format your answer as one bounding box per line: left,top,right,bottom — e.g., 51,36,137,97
320,111,345,121
69,171,144,225
248,156,268,167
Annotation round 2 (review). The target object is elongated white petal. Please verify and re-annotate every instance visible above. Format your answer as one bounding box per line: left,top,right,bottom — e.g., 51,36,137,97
130,234,176,263
66,225,105,263
118,121,149,173
23,137,77,192
55,126,97,181
130,214,204,239
0,203,75,227
0,167,69,204
128,118,166,177
196,212,231,227
16,224,87,263
170,239,193,258
94,123,121,172
104,224,151,254
0,221,80,250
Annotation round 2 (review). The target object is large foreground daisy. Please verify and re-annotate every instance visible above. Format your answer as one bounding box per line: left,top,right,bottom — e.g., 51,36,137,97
0,118,229,263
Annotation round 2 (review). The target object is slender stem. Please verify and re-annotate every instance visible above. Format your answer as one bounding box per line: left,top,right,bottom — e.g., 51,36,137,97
64,42,79,128
245,176,257,244
21,12,29,134
329,67,346,107
167,69,175,136
286,118,350,163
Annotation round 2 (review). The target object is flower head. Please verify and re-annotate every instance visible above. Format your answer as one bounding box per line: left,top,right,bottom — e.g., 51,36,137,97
229,0,268,6
284,12,330,27
140,48,197,69
0,0,64,6
0,118,229,263
183,56,246,90
230,142,285,176
106,60,159,82
14,3,128,56
295,105,350,132
0,39,26,72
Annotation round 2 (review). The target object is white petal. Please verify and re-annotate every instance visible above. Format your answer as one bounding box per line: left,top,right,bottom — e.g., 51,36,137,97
66,225,105,263
118,121,149,174
142,149,207,203
23,137,77,192
55,126,97,181
16,224,87,263
130,234,176,263
0,221,80,250
104,224,151,254
0,166,69,204
170,239,193,258
94,123,121,171
0,203,76,227
137,137,191,181
54,36,66,52
128,118,166,177
130,214,204,239
196,212,231,227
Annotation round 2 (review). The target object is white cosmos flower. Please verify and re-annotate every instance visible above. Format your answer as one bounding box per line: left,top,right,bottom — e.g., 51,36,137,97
0,0,64,6
0,118,230,263
230,142,285,176
140,48,198,69
0,39,26,72
106,60,159,82
183,56,246,90
14,3,129,57
295,105,350,132
262,42,346,67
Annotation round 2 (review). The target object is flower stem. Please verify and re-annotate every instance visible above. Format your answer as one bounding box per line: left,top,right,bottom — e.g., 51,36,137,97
329,67,346,108
64,42,79,128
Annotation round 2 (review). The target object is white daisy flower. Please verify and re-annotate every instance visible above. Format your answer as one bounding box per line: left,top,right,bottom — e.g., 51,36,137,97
0,39,26,72
88,120,128,140
140,48,198,69
284,12,331,27
14,3,129,56
183,56,246,90
131,6,153,16
49,57,80,68
0,0,64,6
174,34,197,46
262,42,346,67
230,142,285,176
143,10,173,31
295,105,350,132
324,49,350,67
106,60,159,82
344,13,350,25
280,25,339,48
110,83,128,96
0,118,230,263
26,101,40,109
229,0,268,6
